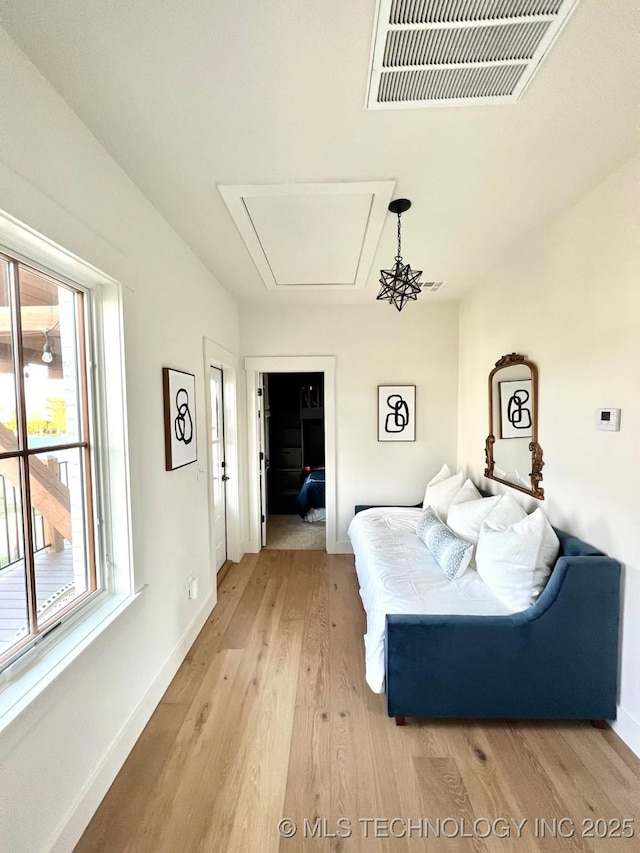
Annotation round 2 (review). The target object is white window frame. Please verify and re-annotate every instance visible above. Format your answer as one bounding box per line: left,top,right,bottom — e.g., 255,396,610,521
0,209,135,732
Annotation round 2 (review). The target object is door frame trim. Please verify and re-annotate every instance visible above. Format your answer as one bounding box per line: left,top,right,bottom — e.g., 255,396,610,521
203,338,242,582
244,356,336,554
209,364,228,571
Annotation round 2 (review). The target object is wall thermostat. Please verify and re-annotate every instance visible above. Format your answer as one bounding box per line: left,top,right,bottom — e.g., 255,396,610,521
595,408,621,431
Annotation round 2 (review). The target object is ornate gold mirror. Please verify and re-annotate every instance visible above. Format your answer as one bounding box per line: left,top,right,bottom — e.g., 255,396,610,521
485,353,544,500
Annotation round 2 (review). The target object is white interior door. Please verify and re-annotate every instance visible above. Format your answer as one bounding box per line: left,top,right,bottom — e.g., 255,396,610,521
258,374,268,547
210,366,228,572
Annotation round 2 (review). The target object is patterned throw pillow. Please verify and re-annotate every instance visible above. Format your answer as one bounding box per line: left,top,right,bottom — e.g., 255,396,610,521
416,508,474,580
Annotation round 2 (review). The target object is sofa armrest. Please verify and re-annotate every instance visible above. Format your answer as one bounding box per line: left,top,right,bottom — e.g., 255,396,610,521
385,554,620,721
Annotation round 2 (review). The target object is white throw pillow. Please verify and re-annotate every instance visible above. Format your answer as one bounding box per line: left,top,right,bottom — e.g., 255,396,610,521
483,492,527,529
447,493,502,546
530,511,561,602
449,478,482,507
424,462,451,491
449,490,526,548
423,464,464,520
476,508,560,612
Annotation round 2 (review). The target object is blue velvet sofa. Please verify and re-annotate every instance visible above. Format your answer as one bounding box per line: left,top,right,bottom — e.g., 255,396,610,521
354,506,621,725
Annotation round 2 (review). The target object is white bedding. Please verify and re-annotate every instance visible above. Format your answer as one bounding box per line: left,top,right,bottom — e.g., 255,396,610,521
347,507,513,693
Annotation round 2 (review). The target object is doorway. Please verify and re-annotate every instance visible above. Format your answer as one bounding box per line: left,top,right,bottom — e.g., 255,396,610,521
210,366,227,572
262,372,326,550
245,356,336,554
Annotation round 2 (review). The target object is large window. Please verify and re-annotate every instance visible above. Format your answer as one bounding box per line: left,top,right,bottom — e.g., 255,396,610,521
0,252,98,668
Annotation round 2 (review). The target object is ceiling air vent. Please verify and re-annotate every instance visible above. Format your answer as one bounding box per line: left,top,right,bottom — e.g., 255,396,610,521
421,280,445,293
366,0,581,109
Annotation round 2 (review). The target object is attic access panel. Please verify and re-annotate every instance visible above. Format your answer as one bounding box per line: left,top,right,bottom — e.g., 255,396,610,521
366,0,582,109
218,181,395,291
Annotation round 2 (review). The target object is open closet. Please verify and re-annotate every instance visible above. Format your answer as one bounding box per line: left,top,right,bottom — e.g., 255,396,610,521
264,372,325,549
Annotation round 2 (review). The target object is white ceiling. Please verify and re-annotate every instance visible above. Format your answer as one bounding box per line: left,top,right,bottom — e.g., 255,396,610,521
0,0,638,306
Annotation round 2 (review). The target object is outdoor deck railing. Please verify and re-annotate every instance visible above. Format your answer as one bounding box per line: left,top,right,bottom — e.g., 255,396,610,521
0,460,68,571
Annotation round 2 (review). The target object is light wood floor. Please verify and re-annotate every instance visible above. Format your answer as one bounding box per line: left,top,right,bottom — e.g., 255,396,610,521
76,551,640,852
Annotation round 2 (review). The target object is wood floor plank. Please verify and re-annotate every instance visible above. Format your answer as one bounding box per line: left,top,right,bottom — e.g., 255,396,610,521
559,726,640,817
75,550,640,853
328,554,368,713
155,568,293,853
281,550,315,623
131,573,291,853
74,701,192,853
280,707,332,853
481,724,591,853
603,727,640,775
326,554,400,852
357,696,413,853
295,550,329,708
435,721,548,853
207,616,304,853
132,647,246,853
161,554,257,705
523,723,637,853
413,756,489,853
217,551,277,649
76,648,244,853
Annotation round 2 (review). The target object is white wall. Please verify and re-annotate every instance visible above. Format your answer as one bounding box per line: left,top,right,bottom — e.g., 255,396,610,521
241,303,459,549
457,153,640,757
0,28,239,852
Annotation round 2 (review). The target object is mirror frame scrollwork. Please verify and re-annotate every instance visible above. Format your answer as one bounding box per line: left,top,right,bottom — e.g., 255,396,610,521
484,352,545,500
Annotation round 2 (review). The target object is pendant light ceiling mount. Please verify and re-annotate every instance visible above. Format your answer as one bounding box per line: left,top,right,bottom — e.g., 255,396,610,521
377,197,423,312
388,198,411,216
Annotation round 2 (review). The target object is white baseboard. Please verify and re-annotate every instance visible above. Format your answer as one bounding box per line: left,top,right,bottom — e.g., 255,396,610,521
242,538,260,554
335,540,353,554
49,592,216,853
612,704,640,759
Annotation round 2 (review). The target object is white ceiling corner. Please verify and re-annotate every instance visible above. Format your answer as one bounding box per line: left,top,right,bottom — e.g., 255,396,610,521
218,181,396,291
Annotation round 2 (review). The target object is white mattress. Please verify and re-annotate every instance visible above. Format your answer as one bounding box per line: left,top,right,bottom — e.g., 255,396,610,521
347,507,512,693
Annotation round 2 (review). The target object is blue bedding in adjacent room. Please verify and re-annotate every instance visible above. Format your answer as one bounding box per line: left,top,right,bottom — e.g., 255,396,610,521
295,469,325,517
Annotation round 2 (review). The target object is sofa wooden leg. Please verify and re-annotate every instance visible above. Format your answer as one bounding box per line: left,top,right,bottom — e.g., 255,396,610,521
395,716,406,726
590,719,608,730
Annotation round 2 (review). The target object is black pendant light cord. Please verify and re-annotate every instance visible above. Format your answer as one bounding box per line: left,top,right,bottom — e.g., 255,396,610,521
395,212,402,263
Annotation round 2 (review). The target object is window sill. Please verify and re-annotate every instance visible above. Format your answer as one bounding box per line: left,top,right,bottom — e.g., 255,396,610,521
0,585,145,740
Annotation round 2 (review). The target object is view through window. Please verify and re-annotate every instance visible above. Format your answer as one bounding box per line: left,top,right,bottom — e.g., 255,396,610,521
0,253,97,668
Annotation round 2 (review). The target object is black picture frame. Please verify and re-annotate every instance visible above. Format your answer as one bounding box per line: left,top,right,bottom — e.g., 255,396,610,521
378,385,416,442
163,367,197,470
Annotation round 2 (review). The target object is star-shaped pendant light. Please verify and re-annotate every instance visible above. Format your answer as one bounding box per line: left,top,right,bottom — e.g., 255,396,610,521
377,198,423,311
